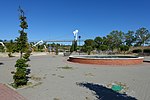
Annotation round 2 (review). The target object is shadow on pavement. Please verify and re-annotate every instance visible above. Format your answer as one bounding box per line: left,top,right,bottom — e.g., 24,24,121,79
143,60,150,63
0,63,4,65
77,82,137,100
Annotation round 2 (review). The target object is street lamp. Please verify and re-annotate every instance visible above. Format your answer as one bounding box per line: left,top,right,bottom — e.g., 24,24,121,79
78,36,81,55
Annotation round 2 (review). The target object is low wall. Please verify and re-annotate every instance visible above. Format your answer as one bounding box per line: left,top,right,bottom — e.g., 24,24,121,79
68,56,143,65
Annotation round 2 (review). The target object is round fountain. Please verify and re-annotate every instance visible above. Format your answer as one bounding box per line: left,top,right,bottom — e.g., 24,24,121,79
68,55,144,65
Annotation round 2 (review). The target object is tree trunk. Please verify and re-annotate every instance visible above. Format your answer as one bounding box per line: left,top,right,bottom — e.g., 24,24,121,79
20,51,23,59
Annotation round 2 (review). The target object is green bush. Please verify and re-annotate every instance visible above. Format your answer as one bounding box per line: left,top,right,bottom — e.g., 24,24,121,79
0,46,5,52
13,58,28,87
119,45,129,54
144,49,150,53
55,46,58,55
100,45,108,51
132,49,142,53
13,70,27,87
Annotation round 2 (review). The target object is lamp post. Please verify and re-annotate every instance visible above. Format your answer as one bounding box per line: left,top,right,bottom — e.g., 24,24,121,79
73,30,78,51
78,36,81,55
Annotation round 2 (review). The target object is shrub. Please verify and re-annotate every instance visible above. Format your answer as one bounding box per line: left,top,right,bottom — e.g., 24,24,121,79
100,45,108,51
119,45,129,54
55,46,58,55
13,70,27,87
144,49,150,53
0,46,5,52
13,58,28,87
132,49,142,53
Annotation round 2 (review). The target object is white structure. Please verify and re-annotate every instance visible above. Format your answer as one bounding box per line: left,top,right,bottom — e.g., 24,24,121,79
73,30,79,41
33,40,44,46
33,40,47,50
0,42,5,47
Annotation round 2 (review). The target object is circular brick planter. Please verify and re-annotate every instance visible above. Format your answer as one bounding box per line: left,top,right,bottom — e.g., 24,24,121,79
68,55,144,65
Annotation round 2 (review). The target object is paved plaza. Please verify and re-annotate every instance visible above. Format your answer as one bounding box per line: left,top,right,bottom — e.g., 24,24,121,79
0,54,150,100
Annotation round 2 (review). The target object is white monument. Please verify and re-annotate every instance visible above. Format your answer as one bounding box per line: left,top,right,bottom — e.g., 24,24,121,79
73,30,79,41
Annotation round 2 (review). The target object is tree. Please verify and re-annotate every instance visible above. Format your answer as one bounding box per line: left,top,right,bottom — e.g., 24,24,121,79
70,40,77,52
107,30,124,52
135,27,150,47
100,45,108,52
119,45,129,54
55,44,59,55
13,7,30,88
105,34,116,52
6,40,15,57
124,31,135,46
15,7,28,58
94,36,103,52
86,46,93,55
84,39,95,48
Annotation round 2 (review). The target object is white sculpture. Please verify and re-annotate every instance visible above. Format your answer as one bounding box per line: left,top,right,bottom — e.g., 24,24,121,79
33,40,47,50
73,30,79,41
0,42,5,47
33,40,44,46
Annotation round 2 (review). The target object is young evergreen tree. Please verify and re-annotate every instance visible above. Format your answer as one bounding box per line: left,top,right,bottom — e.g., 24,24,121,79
70,40,77,52
13,7,30,88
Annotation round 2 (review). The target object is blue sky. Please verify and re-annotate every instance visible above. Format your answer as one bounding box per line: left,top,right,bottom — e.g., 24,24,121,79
0,0,150,43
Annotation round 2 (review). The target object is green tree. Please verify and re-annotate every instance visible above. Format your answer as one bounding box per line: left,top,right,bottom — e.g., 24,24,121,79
100,45,108,51
135,27,150,46
107,30,124,52
124,31,135,46
13,7,30,88
86,46,93,55
70,40,77,52
6,40,15,57
105,35,116,52
119,45,129,54
15,7,28,58
55,46,58,55
81,39,95,54
84,39,95,48
94,36,103,52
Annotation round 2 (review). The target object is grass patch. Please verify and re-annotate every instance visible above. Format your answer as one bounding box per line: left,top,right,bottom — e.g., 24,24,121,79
27,82,42,88
30,75,42,81
57,65,73,70
57,75,64,78
53,98,60,100
85,73,94,77
52,74,56,76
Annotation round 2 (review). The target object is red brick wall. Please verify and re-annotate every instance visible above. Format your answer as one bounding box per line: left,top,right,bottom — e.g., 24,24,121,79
69,58,143,65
